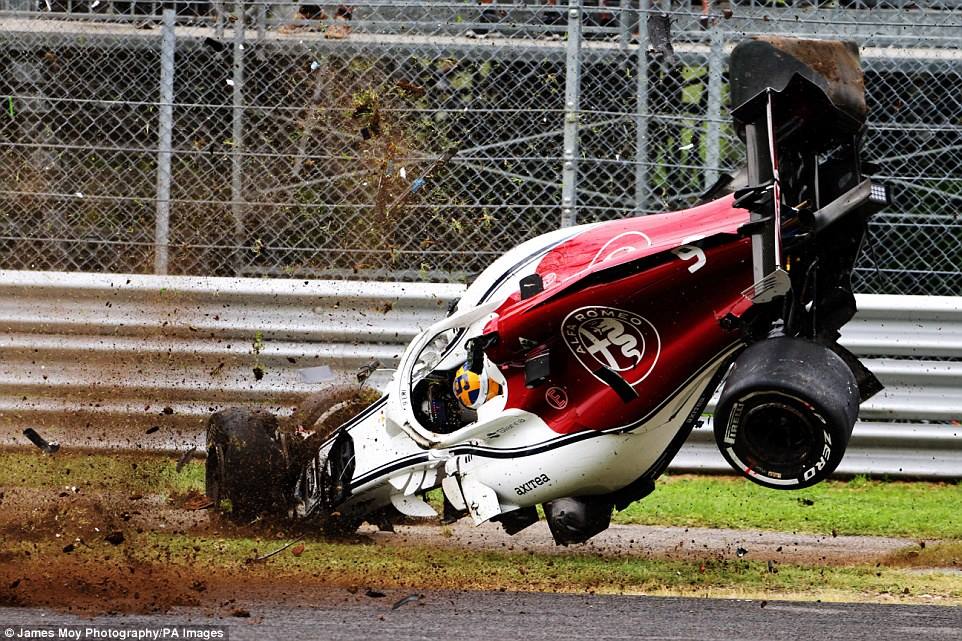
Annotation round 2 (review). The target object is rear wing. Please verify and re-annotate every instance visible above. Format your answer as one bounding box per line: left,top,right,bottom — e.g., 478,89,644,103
730,37,867,151
726,37,889,286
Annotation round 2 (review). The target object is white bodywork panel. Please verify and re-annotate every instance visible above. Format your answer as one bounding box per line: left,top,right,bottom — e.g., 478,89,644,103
311,220,727,526
334,349,728,525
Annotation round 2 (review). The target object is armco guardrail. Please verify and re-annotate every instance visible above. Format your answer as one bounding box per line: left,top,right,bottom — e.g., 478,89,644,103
1,271,959,477
0,270,462,450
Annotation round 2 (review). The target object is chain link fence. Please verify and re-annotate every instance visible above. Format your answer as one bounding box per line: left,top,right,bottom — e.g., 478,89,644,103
1,1,960,293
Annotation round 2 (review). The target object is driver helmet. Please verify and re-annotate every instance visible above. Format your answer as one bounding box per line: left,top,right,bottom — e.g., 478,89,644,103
453,361,502,410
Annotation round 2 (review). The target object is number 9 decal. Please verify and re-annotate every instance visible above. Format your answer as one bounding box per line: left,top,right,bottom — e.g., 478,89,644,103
671,245,707,273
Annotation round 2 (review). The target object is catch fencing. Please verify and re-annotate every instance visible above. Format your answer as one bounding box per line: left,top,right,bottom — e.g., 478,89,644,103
1,270,959,477
0,1,960,293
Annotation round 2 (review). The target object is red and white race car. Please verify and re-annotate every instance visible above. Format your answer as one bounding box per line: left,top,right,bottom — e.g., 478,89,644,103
205,37,889,545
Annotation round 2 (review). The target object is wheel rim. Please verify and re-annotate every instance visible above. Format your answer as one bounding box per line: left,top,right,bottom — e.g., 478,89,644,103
741,400,820,471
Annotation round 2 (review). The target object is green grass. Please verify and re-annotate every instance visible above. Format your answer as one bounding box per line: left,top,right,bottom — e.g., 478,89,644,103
6,529,959,608
130,533,962,603
3,450,960,540
3,449,961,605
0,449,205,497
613,474,962,540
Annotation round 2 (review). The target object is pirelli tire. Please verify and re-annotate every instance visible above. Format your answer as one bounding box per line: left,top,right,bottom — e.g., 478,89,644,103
205,408,290,522
286,386,379,534
713,337,859,490
284,385,380,486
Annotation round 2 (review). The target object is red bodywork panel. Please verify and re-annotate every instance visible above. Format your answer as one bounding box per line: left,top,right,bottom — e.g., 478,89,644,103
485,196,755,435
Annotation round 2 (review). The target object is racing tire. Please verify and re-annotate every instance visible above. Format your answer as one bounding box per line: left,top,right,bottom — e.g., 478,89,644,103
285,387,381,535
283,385,380,484
713,337,859,490
286,384,378,436
205,408,290,522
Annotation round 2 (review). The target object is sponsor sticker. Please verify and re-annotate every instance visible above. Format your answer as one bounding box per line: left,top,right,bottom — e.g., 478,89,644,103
562,306,660,386
485,416,527,439
724,402,744,445
545,386,568,410
514,473,550,496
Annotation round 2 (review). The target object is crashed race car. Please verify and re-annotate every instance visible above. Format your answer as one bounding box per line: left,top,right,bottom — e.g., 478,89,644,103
205,37,890,545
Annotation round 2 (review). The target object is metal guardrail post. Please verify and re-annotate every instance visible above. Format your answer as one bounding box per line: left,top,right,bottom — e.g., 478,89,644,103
560,0,582,228
154,8,175,276
634,0,650,215
231,1,246,275
704,27,724,191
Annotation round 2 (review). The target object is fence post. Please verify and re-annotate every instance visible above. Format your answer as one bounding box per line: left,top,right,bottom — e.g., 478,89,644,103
634,0,650,215
257,2,267,40
231,1,246,275
561,0,582,228
214,0,225,38
154,7,175,275
618,0,631,50
704,27,724,190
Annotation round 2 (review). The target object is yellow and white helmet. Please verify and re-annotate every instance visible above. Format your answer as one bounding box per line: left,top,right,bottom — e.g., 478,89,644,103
452,361,502,410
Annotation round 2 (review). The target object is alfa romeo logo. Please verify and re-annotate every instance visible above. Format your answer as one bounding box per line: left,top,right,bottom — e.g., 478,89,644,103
562,306,660,386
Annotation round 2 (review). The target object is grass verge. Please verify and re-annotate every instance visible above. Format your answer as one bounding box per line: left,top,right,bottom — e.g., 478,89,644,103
2,449,960,610
3,450,961,539
5,532,961,607
165,534,962,604
0,449,205,498
614,474,962,539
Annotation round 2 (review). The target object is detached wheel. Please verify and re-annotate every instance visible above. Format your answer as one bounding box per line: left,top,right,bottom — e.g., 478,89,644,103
284,385,380,474
287,384,378,435
284,386,380,533
713,337,859,489
205,408,289,522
